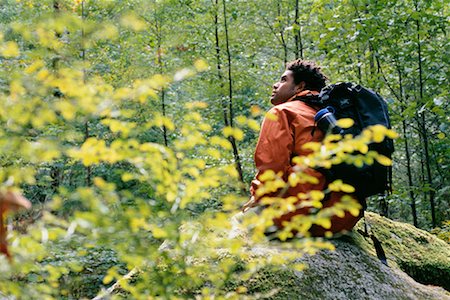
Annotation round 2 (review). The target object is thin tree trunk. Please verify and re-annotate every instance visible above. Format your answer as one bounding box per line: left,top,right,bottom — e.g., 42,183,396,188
84,121,92,186
221,0,244,184
50,0,62,193
81,0,91,186
161,88,168,146
214,0,229,127
397,69,418,227
156,19,168,147
277,3,287,64
402,120,418,226
414,0,436,227
368,43,376,80
294,0,303,59
356,45,362,82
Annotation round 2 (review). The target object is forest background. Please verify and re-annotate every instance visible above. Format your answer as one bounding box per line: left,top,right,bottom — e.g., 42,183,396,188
0,0,448,298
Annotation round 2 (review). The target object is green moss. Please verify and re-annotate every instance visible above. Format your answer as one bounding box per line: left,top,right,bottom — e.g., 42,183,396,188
41,237,126,299
226,266,303,299
354,212,450,291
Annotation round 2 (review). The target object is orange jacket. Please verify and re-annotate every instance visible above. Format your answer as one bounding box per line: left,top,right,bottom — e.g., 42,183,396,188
250,90,361,236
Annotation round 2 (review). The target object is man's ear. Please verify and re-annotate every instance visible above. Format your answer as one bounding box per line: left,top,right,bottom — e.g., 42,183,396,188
295,81,306,93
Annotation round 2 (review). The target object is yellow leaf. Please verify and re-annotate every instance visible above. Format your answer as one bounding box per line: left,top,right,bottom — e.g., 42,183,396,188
120,13,146,31
293,263,305,271
336,118,354,128
265,112,278,121
250,105,262,116
236,115,247,125
372,127,385,143
349,207,361,217
376,155,392,166
36,69,50,81
194,59,209,72
185,101,208,109
328,180,343,192
437,132,446,139
166,190,176,202
302,142,321,151
341,183,355,193
298,172,319,184
233,128,244,141
95,23,118,40
222,126,233,137
298,219,312,233
25,60,44,74
121,173,134,182
222,127,244,141
309,190,325,201
93,177,106,188
357,143,369,154
247,119,260,131
278,230,294,241
103,274,114,284
152,227,167,239
335,209,345,218
354,156,364,168
386,129,399,139
315,217,331,229
288,173,300,187
56,101,76,120
205,148,221,159
1,41,20,57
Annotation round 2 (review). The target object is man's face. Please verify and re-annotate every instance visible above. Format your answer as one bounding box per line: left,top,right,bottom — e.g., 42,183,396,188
270,70,302,105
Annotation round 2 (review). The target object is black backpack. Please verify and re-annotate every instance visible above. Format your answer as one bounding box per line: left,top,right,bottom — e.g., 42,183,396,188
298,82,394,204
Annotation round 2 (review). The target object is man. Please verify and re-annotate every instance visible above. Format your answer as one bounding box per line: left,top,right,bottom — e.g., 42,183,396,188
244,59,361,237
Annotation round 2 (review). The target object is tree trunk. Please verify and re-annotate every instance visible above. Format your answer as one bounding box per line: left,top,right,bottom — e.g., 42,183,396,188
214,0,229,127
50,0,62,193
397,69,418,227
414,0,436,227
277,3,287,64
294,0,303,59
156,20,168,147
220,0,244,184
402,119,418,226
81,0,91,186
84,121,92,186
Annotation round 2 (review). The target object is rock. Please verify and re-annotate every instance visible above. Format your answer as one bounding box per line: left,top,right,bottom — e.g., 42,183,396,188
230,212,450,300
355,212,450,291
293,236,448,300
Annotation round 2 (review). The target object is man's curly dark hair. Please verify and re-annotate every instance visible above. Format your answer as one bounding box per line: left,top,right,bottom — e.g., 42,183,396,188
286,60,328,91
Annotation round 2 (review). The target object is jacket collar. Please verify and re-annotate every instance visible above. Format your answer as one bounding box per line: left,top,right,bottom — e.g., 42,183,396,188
287,90,319,102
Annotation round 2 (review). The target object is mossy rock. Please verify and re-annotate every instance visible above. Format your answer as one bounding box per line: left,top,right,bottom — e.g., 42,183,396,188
69,213,450,299
229,212,450,300
354,212,450,291
42,238,126,299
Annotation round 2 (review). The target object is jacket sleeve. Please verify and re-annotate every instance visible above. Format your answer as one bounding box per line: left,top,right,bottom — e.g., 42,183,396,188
250,107,293,199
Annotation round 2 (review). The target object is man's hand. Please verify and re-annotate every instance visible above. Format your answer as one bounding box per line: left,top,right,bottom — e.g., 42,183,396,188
242,196,256,213
0,191,31,261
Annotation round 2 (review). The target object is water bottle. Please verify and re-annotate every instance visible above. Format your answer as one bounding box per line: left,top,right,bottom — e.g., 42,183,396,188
314,106,343,134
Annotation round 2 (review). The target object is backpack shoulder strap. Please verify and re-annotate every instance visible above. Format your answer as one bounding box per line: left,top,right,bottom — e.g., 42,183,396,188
293,91,322,109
